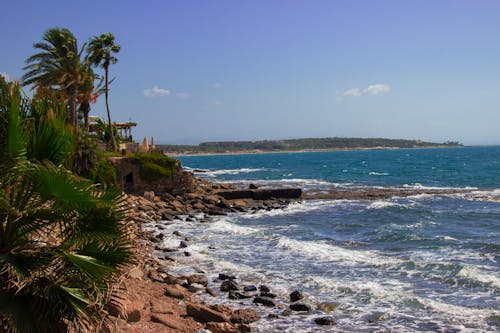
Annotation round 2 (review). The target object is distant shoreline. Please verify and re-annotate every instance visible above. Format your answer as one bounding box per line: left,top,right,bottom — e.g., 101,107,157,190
166,145,462,157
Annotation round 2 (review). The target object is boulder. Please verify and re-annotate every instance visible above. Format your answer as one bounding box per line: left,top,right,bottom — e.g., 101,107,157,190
188,274,208,286
228,291,252,300
230,308,261,324
151,314,186,330
219,273,236,280
317,302,340,313
186,302,230,323
259,285,271,292
314,316,337,326
289,303,311,312
253,296,276,307
289,290,304,302
220,280,239,291
206,287,218,297
164,284,189,299
205,322,249,333
243,285,257,292
179,240,189,248
260,292,276,298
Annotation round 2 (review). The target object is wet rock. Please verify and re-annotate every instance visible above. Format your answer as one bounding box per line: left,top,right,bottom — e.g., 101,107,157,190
230,308,261,324
184,251,192,256
243,285,257,292
188,274,208,286
206,287,218,297
220,280,239,291
186,302,230,323
228,290,252,300
259,285,271,292
219,273,236,280
281,309,292,316
208,209,227,216
249,184,258,189
289,290,304,302
268,313,279,319
163,248,178,252
205,322,246,333
260,292,276,298
179,240,189,248
188,283,206,293
253,296,276,307
314,316,337,326
289,303,311,312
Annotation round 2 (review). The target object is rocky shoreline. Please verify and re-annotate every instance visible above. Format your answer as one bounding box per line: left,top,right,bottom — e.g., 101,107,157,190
109,175,320,333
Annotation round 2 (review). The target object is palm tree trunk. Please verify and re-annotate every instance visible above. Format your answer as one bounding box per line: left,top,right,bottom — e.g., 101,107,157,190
69,84,78,129
105,65,117,152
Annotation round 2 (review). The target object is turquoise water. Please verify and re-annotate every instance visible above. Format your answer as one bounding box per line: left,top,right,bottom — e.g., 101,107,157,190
167,147,499,332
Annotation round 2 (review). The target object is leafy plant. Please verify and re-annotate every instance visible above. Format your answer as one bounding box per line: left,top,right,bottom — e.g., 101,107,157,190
0,82,130,332
131,152,178,182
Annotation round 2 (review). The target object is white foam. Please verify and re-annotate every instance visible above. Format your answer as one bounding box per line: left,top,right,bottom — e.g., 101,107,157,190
367,200,400,209
196,168,269,177
276,237,404,266
457,265,500,289
240,200,338,218
369,171,390,176
207,217,261,235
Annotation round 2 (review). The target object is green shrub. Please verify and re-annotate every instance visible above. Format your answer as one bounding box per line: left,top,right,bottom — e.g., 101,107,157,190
91,159,118,187
131,152,178,182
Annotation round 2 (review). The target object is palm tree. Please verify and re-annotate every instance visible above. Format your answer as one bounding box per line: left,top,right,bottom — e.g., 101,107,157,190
0,81,130,332
87,33,121,152
22,27,84,128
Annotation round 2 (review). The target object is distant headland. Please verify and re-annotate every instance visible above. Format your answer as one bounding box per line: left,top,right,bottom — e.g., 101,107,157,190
157,137,463,155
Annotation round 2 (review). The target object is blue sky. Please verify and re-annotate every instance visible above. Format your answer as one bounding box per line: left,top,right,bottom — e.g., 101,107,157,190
2,0,499,145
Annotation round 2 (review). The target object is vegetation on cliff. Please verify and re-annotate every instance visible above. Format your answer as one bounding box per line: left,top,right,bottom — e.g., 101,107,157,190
131,152,178,182
159,137,462,154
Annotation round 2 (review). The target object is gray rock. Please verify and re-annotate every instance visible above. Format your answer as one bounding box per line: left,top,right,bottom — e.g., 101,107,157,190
220,279,239,291
253,296,276,307
289,303,311,312
289,290,304,302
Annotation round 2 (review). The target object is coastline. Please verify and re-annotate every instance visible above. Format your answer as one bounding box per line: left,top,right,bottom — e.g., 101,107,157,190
166,145,462,157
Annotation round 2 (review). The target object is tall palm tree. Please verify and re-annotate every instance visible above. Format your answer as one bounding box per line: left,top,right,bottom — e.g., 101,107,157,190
0,81,130,333
22,27,84,128
87,33,120,152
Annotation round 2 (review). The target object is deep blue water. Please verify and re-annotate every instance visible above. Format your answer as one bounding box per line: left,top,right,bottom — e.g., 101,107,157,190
153,147,499,332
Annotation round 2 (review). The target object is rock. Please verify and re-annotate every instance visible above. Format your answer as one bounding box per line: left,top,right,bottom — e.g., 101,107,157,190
228,290,252,300
208,209,227,216
259,285,271,292
289,290,304,302
314,316,337,326
173,230,184,237
253,296,276,307
143,191,155,201
188,283,206,293
206,287,218,297
219,273,236,280
186,302,230,323
164,284,189,299
126,309,141,323
217,188,302,200
248,184,258,189
188,274,208,286
289,303,311,312
220,279,239,291
147,269,164,283
243,285,257,292
184,251,192,256
205,322,242,333
230,308,261,324
179,240,189,248
281,309,292,316
151,314,186,330
260,292,276,298
317,302,340,313
268,313,279,319
163,247,178,252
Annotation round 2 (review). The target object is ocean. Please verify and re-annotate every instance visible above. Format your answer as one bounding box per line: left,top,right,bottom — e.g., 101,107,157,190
152,146,500,332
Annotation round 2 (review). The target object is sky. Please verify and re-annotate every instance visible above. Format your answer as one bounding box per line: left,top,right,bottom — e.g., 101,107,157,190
1,0,500,145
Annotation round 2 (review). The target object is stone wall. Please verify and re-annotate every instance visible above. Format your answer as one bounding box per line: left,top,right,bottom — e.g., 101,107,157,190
110,157,198,195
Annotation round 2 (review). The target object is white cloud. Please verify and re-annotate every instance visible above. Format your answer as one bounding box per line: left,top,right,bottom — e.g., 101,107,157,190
0,72,10,81
343,83,391,97
211,82,222,89
143,85,171,97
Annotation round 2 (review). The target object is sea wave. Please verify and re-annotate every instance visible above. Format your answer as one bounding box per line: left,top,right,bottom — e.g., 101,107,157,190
194,168,270,177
